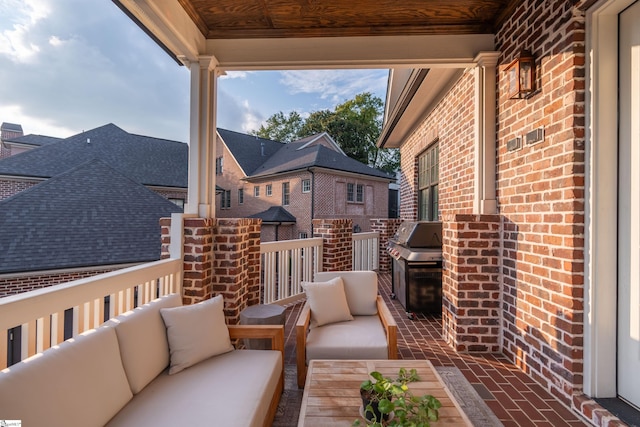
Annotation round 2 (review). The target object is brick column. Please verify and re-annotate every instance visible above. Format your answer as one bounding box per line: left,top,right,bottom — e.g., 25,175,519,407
160,216,262,322
370,218,403,272
213,218,262,324
313,219,353,271
442,214,500,352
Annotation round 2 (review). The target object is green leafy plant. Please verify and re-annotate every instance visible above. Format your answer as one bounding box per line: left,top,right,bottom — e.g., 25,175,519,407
353,368,441,427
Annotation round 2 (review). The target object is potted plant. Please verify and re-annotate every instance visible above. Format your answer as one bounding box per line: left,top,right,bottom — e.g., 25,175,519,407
354,368,441,427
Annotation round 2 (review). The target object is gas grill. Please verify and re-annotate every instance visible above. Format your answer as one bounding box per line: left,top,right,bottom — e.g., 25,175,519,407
387,221,443,319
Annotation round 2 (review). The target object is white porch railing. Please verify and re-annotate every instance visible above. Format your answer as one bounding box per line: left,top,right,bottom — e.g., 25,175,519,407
260,237,322,305
353,232,380,271
0,258,182,369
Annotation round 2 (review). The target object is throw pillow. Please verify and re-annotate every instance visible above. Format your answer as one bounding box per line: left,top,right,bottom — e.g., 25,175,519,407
160,294,233,374
302,277,353,328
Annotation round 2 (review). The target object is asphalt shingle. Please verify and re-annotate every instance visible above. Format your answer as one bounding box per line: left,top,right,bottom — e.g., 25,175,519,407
0,159,182,274
0,123,187,188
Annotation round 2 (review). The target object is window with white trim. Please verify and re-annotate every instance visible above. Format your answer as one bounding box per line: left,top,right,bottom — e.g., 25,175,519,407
282,182,290,206
238,188,244,204
254,186,260,197
215,157,223,175
266,184,272,196
347,183,355,202
302,179,311,193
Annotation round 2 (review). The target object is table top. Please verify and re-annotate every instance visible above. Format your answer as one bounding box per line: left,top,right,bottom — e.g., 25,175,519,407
297,359,472,426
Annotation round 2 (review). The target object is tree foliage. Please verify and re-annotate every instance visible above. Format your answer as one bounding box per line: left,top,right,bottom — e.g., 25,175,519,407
251,92,399,173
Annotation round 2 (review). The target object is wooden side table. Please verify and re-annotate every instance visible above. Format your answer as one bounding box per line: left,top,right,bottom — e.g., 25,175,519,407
297,359,472,426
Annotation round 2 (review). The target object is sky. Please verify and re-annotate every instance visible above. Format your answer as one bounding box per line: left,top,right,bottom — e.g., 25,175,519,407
0,0,389,143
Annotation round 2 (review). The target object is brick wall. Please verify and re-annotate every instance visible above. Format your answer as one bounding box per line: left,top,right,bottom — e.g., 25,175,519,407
161,216,262,324
0,267,122,297
396,0,587,412
398,70,476,221
0,178,39,201
495,0,585,407
370,218,402,272
313,218,353,272
442,214,501,352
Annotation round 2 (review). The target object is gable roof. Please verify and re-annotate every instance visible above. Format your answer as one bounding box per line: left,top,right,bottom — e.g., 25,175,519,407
248,206,296,224
0,123,22,133
217,128,284,175
3,134,62,147
251,140,393,180
0,123,188,188
219,128,393,181
0,159,182,274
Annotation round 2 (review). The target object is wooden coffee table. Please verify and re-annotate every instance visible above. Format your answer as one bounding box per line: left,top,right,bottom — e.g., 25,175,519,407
297,359,472,426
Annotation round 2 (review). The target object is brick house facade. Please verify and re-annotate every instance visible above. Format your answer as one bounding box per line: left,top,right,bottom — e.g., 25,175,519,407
216,129,392,242
381,0,640,424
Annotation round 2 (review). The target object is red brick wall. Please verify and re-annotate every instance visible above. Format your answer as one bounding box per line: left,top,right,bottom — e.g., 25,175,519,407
495,0,585,406
313,218,353,272
398,70,476,220
396,0,586,410
442,215,501,352
370,218,402,272
0,267,122,297
0,178,39,201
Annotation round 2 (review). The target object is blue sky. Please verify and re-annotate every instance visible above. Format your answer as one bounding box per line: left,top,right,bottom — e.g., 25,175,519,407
0,0,388,143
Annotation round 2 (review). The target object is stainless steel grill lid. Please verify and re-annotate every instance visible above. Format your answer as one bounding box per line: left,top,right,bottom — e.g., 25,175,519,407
392,221,442,248
388,221,443,262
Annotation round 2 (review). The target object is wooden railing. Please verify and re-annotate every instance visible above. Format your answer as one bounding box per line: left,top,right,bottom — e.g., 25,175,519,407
352,232,380,271
260,237,322,305
0,258,182,369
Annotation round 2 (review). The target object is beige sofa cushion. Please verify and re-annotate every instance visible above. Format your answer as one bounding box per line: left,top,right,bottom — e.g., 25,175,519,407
109,293,182,394
106,349,282,427
0,326,132,426
302,276,353,328
160,294,233,374
306,315,388,363
315,270,378,315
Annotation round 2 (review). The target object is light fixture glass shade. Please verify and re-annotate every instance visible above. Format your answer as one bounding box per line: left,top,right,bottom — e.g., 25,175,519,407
506,49,535,99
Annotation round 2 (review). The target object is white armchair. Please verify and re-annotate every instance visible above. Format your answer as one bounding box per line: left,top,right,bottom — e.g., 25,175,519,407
296,271,398,388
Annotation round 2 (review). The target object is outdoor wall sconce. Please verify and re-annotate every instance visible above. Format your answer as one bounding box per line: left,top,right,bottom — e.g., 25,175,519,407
505,49,535,99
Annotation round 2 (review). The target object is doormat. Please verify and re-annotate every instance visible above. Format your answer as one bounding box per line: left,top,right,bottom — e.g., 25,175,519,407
435,366,504,427
272,365,504,426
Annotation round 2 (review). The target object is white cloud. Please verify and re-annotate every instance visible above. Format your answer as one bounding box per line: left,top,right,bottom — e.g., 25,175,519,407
217,90,265,134
240,100,263,133
0,104,74,138
220,71,252,80
0,0,50,63
279,70,388,104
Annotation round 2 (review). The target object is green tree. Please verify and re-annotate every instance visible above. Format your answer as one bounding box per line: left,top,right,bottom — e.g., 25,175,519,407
252,111,304,143
255,92,399,173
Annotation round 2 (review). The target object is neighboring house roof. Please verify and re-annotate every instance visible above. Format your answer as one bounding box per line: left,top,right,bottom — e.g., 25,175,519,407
219,128,393,181
248,206,296,224
3,134,63,147
217,128,284,175
251,140,393,180
0,159,182,274
0,123,188,188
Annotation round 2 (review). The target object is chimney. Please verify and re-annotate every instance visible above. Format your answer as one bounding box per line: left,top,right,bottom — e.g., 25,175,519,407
1,122,24,142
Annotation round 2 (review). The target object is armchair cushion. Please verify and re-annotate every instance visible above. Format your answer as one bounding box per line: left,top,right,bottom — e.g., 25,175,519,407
305,316,388,362
302,277,353,328
315,271,378,315
160,295,233,374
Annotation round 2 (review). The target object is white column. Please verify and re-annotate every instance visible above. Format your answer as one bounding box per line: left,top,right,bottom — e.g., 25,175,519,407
473,52,501,215
185,56,218,218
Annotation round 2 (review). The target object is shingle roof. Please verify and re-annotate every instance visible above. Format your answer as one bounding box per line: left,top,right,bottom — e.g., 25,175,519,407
0,123,187,188
3,134,62,147
219,128,393,181
0,123,23,133
248,206,296,224
250,140,393,180
217,128,284,175
0,159,183,274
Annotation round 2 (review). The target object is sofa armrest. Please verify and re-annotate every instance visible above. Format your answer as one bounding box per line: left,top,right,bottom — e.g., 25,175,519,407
295,301,311,388
376,296,398,359
228,325,285,355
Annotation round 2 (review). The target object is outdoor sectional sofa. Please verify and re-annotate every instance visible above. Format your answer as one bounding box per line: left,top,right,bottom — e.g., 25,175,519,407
0,293,284,427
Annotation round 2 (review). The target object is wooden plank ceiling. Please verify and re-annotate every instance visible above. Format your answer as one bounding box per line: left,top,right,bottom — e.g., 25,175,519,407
177,0,521,39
